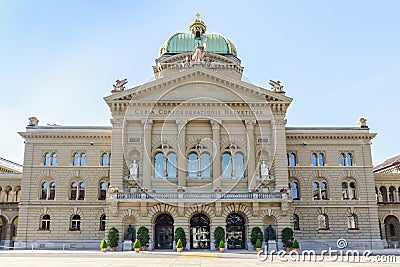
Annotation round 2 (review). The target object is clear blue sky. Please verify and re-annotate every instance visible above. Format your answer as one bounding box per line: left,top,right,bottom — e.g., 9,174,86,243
1,0,399,165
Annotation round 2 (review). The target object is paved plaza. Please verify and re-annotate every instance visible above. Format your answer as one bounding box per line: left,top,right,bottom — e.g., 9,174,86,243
0,250,399,267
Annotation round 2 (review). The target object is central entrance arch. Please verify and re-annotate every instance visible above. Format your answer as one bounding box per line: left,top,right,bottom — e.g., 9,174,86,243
190,214,210,249
226,213,245,249
154,214,174,249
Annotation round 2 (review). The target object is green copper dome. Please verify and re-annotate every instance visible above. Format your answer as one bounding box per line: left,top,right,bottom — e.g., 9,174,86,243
159,33,238,57
159,15,238,57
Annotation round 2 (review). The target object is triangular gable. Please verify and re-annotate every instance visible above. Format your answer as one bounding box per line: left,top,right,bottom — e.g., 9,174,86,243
104,67,292,104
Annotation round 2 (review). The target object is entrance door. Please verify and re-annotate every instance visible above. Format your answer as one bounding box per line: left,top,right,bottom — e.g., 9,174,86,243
190,214,210,249
226,213,245,249
155,214,174,249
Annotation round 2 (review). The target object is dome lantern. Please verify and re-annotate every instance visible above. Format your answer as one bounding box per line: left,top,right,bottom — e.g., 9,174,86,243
189,13,206,39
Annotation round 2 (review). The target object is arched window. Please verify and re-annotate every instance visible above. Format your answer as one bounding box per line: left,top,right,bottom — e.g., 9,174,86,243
99,181,108,200
99,214,106,231
80,153,87,166
222,153,232,178
70,182,78,200
5,187,12,202
78,182,85,200
153,145,177,179
101,153,110,166
44,153,51,166
49,182,56,200
41,182,48,200
312,153,318,166
14,186,21,202
380,186,388,202
318,153,325,166
289,181,300,200
340,152,353,166
348,214,358,230
288,153,297,166
347,153,353,166
318,214,329,230
342,181,357,200
221,145,245,179
389,186,396,202
187,144,211,179
313,181,328,200
293,214,300,230
51,153,57,166
340,153,346,166
73,153,80,166
70,215,81,231
41,215,51,231
188,153,198,178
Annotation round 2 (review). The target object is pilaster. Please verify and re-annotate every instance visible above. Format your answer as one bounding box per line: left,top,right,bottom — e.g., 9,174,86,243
142,119,153,188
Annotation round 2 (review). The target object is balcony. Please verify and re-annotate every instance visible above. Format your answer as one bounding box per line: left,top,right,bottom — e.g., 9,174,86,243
109,191,288,202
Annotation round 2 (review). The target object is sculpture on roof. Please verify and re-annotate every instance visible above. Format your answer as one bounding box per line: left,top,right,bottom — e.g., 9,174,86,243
28,117,39,126
357,118,368,128
191,44,206,63
113,78,128,91
269,80,284,92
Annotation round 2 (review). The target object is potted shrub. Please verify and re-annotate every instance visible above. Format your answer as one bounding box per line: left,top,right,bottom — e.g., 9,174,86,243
292,240,299,252
137,226,150,250
214,226,225,249
250,227,263,250
174,227,186,250
133,239,141,253
281,227,294,252
219,240,225,252
107,227,119,251
176,239,183,252
100,239,108,252
255,239,262,252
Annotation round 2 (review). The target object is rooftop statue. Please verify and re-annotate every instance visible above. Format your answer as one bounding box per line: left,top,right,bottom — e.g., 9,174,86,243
113,78,128,91
269,80,284,92
28,117,39,126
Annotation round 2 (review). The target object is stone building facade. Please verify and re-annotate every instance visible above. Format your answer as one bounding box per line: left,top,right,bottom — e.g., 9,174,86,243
6,16,386,250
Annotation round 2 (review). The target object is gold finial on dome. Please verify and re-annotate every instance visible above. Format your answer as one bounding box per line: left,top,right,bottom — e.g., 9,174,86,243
190,13,206,39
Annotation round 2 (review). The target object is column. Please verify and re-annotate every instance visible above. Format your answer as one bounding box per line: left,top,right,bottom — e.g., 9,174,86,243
109,118,125,190
211,120,221,189
1,191,4,202
142,119,153,188
176,120,187,187
245,120,256,189
272,119,289,189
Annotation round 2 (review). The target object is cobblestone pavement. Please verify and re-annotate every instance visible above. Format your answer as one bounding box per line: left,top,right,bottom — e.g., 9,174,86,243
0,250,399,266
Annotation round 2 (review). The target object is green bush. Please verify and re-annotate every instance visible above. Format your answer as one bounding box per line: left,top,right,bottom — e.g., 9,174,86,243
292,240,299,249
100,239,108,249
174,227,186,247
133,239,141,249
219,239,225,249
250,227,263,245
255,239,262,248
176,239,183,248
214,226,225,247
281,227,294,248
137,226,150,247
107,227,120,248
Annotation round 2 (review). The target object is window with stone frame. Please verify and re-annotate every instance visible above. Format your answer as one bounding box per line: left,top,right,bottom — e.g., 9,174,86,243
70,181,85,200
99,214,106,231
379,186,388,202
293,214,300,230
342,180,357,200
313,180,329,200
40,181,56,200
347,214,359,230
289,180,300,200
287,152,297,166
340,152,353,166
311,152,325,166
44,152,57,166
101,152,111,166
99,181,109,200
73,152,87,166
154,144,177,179
40,214,51,231
318,214,329,230
221,144,245,179
70,215,81,231
187,144,211,179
